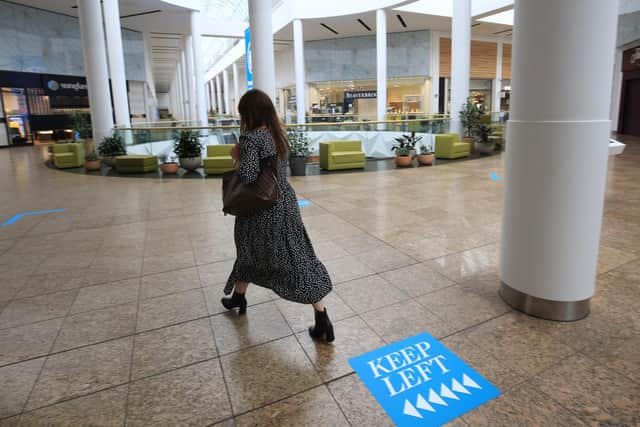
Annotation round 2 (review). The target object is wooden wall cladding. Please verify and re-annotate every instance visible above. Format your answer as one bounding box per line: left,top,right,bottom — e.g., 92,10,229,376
439,38,513,80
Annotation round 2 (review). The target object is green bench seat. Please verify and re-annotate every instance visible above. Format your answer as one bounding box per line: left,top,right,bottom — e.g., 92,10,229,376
115,155,157,173
203,145,235,175
319,141,366,171
52,143,84,169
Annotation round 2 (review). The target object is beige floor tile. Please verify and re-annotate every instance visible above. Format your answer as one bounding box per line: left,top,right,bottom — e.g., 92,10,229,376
0,318,63,366
26,337,132,410
192,242,236,265
275,291,354,333
362,300,453,342
328,374,393,427
0,290,77,329
334,234,387,255
426,249,498,283
355,245,417,273
142,250,195,275
15,270,88,299
235,386,349,427
52,303,137,352
19,385,127,427
210,301,291,355
334,275,407,314
197,259,235,286
461,382,586,427
70,278,140,314
0,358,45,418
380,263,455,297
323,255,375,284
126,359,231,426
139,267,200,300
597,245,638,274
530,353,640,426
84,256,143,285
136,288,207,332
297,316,384,381
221,336,321,414
131,318,217,380
0,415,20,426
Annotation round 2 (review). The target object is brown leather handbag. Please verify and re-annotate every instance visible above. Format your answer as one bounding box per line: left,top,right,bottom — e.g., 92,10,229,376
222,157,280,217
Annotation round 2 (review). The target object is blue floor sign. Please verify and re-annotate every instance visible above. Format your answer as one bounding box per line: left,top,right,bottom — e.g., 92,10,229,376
297,200,311,207
349,332,500,426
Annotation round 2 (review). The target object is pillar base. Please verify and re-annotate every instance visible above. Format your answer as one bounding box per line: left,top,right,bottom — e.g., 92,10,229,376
499,281,590,322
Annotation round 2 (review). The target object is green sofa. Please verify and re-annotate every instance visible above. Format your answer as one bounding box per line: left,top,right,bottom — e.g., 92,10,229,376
52,143,84,169
319,140,366,171
115,155,158,173
435,133,471,159
203,145,235,175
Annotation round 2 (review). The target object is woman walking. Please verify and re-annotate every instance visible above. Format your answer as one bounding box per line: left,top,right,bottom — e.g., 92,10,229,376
221,89,334,342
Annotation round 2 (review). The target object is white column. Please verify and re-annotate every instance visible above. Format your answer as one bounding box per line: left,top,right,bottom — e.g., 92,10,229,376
500,0,618,321
190,11,208,126
430,31,441,114
180,48,190,121
177,59,186,120
248,0,276,100
223,68,231,115
77,0,114,143
492,41,503,116
232,62,240,115
449,0,471,135
183,35,197,121
376,9,387,123
102,0,130,128
142,33,157,120
293,19,306,124
209,80,217,114
215,74,223,115
610,48,623,132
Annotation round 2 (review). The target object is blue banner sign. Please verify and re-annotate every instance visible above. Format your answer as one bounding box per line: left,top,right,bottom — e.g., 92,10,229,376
244,27,253,90
349,332,500,426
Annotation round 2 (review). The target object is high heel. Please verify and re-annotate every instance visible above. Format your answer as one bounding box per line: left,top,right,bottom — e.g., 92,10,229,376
309,308,335,343
221,292,247,315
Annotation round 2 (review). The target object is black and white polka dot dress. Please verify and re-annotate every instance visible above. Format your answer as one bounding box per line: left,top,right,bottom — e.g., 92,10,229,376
224,128,332,304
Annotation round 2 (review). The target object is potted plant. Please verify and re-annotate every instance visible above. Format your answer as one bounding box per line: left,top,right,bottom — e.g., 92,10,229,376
97,134,127,166
391,138,414,168
417,144,435,165
459,98,483,147
84,151,102,171
173,129,203,170
286,127,310,176
394,132,421,158
159,153,179,174
474,124,495,155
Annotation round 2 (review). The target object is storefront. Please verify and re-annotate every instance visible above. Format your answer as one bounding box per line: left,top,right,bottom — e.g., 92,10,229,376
0,71,90,147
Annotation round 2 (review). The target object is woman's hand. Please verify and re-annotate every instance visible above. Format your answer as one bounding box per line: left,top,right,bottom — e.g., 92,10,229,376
230,144,239,166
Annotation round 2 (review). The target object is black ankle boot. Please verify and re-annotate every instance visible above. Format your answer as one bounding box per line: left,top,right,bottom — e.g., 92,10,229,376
309,308,335,343
221,292,247,315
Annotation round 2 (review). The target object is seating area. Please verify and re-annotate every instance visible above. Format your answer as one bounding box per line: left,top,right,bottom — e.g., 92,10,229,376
434,133,471,159
203,145,235,175
52,142,85,169
114,155,158,173
319,140,366,171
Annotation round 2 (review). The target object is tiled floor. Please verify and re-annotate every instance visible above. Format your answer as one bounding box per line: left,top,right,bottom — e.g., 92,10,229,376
0,137,638,426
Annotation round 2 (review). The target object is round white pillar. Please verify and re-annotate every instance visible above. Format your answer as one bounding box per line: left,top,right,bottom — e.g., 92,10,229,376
190,11,208,126
232,62,240,115
180,50,189,121
77,0,114,143
177,60,186,120
223,68,231,115
248,0,276,100
183,35,197,122
102,0,130,128
209,80,217,114
500,0,618,321
215,75,223,115
449,0,471,135
293,19,306,124
492,41,503,115
376,9,387,123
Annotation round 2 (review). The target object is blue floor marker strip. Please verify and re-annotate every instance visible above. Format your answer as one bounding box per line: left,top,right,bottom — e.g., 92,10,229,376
1,209,65,227
297,200,311,207
349,332,501,427
490,172,504,181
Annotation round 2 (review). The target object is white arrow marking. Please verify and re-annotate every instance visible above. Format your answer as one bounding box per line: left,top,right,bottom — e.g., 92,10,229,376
428,388,448,406
403,400,423,418
462,373,482,389
416,393,436,412
440,383,460,400
452,378,471,395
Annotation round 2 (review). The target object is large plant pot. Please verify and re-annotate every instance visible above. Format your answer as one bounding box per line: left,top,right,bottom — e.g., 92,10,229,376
179,157,202,170
417,154,434,166
463,136,475,153
289,156,307,176
161,162,179,174
102,157,116,167
476,142,495,155
84,160,102,171
395,155,413,167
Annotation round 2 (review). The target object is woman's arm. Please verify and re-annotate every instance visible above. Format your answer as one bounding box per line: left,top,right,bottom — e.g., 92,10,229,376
236,137,261,183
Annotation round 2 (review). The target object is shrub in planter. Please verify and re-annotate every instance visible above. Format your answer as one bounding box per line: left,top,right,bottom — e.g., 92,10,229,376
173,130,203,170
84,151,102,171
393,146,413,167
417,144,435,166
286,127,310,176
159,153,179,174
474,124,495,155
459,98,483,145
97,134,126,166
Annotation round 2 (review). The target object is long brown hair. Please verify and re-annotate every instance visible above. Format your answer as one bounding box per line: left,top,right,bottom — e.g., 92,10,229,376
238,89,289,159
